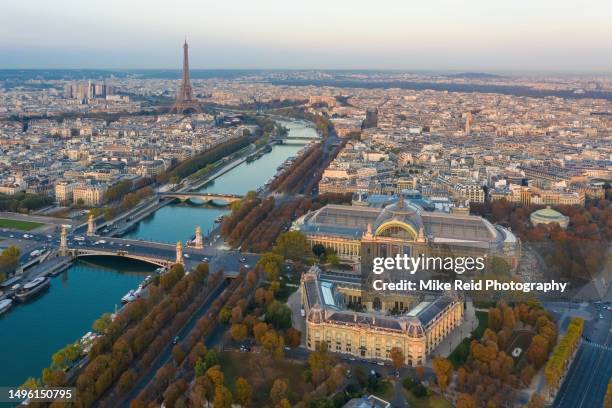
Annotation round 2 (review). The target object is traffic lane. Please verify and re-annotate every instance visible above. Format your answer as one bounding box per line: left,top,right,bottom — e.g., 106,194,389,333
283,346,436,381
554,324,612,408
554,344,612,408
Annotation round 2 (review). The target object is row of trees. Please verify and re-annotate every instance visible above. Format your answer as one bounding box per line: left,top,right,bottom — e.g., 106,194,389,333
240,199,311,253
156,135,251,183
275,107,335,138
0,192,53,213
67,263,213,407
544,316,584,392
269,143,323,193
133,259,259,407
104,177,154,203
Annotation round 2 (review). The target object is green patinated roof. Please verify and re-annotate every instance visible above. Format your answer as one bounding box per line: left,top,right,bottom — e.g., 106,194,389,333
531,206,567,220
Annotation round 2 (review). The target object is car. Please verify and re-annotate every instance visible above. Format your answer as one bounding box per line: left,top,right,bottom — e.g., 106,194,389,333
239,257,246,263
184,254,190,258
244,264,250,269
376,361,385,366
47,235,53,239
202,257,209,262
395,370,400,378
125,244,131,247
9,235,14,238
172,336,179,345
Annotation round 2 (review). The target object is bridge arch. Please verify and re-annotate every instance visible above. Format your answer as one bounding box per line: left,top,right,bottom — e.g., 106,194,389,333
73,250,172,268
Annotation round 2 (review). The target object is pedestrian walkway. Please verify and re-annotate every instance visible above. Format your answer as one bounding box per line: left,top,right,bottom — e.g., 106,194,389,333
429,301,478,363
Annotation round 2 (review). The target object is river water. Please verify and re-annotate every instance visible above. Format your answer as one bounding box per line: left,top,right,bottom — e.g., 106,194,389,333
0,120,317,389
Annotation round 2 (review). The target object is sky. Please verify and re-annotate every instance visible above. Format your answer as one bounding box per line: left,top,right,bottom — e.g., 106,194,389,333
1,0,611,73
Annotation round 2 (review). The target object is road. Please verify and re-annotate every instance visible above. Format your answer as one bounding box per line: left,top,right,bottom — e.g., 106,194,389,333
552,301,612,408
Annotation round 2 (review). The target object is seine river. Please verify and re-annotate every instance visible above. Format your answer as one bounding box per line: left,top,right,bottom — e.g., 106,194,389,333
0,120,316,390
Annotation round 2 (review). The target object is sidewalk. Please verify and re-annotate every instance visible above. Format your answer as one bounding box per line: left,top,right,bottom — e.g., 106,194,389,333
429,301,478,364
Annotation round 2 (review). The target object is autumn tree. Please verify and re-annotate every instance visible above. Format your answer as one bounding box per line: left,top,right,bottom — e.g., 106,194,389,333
432,357,453,392
456,393,477,408
389,347,405,371
284,327,301,348
270,378,288,405
214,385,233,408
230,323,248,342
274,231,308,261
234,377,253,407
527,393,546,408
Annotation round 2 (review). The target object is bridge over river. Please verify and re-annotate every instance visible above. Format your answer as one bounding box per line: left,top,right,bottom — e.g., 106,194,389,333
61,232,258,278
158,192,243,205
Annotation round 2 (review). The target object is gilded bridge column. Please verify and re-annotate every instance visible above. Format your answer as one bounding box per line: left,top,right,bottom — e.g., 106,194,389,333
87,214,95,236
59,226,68,256
175,241,184,265
194,226,203,249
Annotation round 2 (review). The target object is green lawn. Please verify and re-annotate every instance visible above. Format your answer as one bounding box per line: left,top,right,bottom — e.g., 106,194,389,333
449,310,489,367
0,218,44,231
472,310,489,339
402,389,453,408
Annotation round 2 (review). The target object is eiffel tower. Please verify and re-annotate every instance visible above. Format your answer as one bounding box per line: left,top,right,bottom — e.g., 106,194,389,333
170,40,201,115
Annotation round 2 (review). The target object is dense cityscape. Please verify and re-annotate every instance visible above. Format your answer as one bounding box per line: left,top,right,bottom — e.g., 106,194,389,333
0,19,611,408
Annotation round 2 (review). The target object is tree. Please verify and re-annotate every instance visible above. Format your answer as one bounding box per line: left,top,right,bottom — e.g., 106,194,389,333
261,329,284,359
312,243,326,259
219,306,232,324
0,246,20,277
432,357,453,392
206,365,225,387
172,345,186,365
415,365,425,381
270,378,288,404
214,385,233,408
92,313,112,334
194,358,206,378
276,399,292,408
230,323,248,342
253,322,269,343
488,307,503,332
456,394,477,408
284,327,301,348
163,379,188,408
234,377,253,407
266,300,292,329
117,369,136,394
204,349,219,370
160,263,185,291
389,347,405,371
274,231,308,260
527,394,546,408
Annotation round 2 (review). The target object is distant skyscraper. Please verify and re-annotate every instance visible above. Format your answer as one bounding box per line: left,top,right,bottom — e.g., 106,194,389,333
170,40,201,115
464,112,473,135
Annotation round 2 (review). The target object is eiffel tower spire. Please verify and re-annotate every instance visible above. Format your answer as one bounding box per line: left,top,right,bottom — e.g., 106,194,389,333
170,39,201,115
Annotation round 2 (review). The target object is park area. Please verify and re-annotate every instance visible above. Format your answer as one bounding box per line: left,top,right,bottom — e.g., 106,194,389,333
448,310,488,367
0,218,44,231
218,350,310,406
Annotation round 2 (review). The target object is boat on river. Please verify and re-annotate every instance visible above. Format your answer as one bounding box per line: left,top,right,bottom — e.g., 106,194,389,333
0,298,13,315
14,277,50,302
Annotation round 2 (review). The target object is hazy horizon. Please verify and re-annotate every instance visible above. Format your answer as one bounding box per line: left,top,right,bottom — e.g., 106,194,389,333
1,0,611,73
